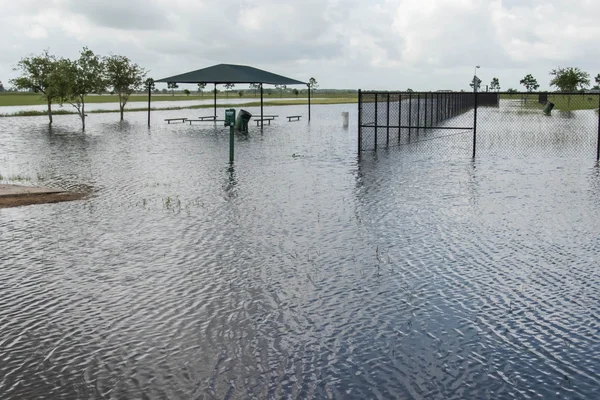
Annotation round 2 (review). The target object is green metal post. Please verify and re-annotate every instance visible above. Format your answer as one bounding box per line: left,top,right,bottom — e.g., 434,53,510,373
230,125,234,163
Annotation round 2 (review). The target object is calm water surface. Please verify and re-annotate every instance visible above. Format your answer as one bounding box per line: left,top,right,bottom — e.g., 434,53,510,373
0,104,599,399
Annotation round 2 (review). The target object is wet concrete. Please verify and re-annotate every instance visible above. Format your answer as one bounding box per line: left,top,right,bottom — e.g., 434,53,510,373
0,184,85,208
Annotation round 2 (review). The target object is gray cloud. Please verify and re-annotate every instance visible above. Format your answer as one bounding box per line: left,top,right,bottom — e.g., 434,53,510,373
1,0,599,91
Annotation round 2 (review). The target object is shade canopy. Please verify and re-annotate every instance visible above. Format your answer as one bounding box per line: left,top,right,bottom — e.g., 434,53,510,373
156,64,306,86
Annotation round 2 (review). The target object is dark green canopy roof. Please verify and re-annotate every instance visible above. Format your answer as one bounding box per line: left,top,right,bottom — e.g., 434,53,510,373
156,63,306,85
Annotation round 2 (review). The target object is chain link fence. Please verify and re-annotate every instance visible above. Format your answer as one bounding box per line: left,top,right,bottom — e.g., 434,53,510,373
359,90,600,160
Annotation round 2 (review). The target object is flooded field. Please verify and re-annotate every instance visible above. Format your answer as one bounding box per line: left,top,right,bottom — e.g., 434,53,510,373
0,103,599,399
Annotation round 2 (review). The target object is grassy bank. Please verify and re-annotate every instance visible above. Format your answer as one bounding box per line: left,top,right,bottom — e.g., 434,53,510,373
500,93,599,111
0,91,357,107
0,98,358,118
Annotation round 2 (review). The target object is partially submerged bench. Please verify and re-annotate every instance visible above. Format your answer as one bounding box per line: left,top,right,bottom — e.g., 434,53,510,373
287,115,302,122
255,116,276,126
187,119,225,124
198,116,217,121
164,118,188,124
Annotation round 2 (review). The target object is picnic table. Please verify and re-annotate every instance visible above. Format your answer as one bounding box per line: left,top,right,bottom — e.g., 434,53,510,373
287,115,302,122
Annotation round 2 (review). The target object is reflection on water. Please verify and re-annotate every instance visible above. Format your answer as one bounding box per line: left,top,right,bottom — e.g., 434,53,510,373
0,104,599,399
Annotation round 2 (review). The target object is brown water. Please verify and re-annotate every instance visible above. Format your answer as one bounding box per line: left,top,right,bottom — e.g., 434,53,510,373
0,104,599,399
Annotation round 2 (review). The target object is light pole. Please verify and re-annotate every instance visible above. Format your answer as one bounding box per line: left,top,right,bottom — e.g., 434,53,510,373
473,65,480,93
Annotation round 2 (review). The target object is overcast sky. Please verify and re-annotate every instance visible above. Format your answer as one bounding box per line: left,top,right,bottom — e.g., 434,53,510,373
1,0,599,91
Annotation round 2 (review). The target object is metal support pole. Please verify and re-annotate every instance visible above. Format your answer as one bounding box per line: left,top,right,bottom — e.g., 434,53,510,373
308,84,311,121
214,84,217,121
358,89,362,154
147,84,151,127
260,84,264,129
472,91,478,159
386,93,390,147
230,124,234,163
374,93,378,149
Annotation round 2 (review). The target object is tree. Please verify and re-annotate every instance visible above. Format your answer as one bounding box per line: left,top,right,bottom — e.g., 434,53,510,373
250,83,260,96
507,88,518,93
104,54,146,121
490,77,500,92
183,89,191,96
549,67,590,92
167,82,178,96
0,81,4,92
224,83,235,97
406,88,414,92
519,74,539,92
275,84,287,98
10,49,63,125
62,47,106,131
197,82,206,96
308,77,318,96
469,75,482,91
238,91,243,97
144,78,155,92
293,88,299,98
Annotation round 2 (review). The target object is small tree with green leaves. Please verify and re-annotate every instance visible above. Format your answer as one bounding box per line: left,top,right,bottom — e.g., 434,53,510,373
469,75,482,91
275,84,287,98
520,74,539,92
308,77,318,96
183,89,191,96
10,49,63,125
490,77,500,92
104,54,146,121
549,67,590,92
238,91,243,97
406,88,414,92
61,47,106,130
224,83,235,97
507,88,518,93
144,78,155,92
293,88,299,98
197,83,206,96
167,82,178,96
250,83,260,96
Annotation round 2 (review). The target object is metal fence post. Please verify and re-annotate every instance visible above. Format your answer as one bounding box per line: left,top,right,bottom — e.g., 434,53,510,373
398,92,402,141
417,93,421,132
423,93,427,128
408,93,412,138
597,93,600,161
374,93,378,149
386,93,390,147
358,89,362,154
472,91,478,159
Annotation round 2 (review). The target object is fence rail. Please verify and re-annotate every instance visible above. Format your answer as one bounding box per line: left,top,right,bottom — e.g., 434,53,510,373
358,90,600,160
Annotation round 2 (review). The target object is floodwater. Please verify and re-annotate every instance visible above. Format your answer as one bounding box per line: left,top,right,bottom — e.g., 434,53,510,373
0,97,315,114
0,103,599,399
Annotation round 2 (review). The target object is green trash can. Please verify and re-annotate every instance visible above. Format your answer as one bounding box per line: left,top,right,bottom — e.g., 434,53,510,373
235,109,252,132
543,101,554,115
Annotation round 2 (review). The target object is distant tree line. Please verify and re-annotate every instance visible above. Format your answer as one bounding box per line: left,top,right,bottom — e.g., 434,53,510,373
472,67,599,94
11,48,147,129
